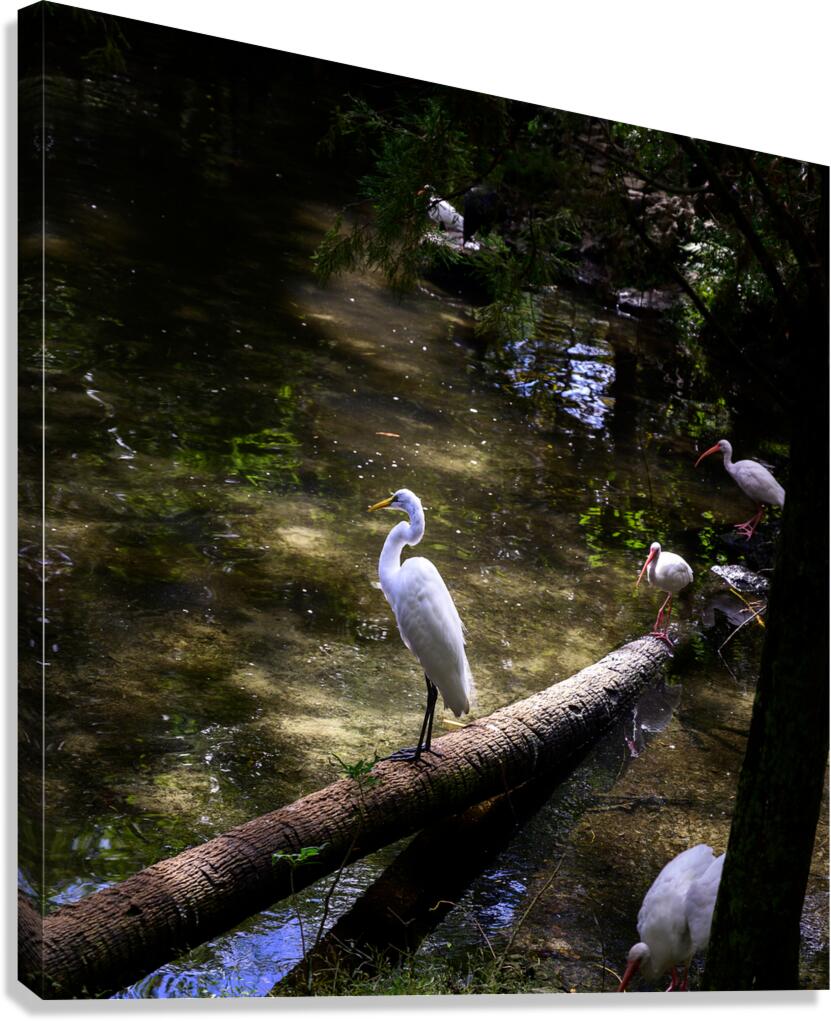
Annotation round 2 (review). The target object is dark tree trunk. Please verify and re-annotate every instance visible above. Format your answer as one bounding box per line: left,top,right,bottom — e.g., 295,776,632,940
20,636,672,999
703,170,829,990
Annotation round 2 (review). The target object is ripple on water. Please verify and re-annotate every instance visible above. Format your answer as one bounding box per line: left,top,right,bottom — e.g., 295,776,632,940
21,54,809,997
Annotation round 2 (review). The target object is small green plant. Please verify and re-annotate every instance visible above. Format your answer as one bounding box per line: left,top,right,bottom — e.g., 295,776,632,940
273,755,384,994
330,752,381,785
271,845,324,869
271,845,325,971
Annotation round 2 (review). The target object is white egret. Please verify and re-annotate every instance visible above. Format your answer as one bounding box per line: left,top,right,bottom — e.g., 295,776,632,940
618,844,725,992
368,488,473,762
636,542,693,647
694,438,785,539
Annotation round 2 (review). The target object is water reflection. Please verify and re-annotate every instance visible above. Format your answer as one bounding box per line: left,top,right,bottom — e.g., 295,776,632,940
503,309,618,433
115,854,400,998
625,682,683,758
18,18,801,999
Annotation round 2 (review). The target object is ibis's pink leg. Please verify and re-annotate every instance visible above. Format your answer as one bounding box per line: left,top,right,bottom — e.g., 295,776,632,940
734,505,764,539
666,966,679,991
651,595,675,649
678,966,689,991
652,593,672,633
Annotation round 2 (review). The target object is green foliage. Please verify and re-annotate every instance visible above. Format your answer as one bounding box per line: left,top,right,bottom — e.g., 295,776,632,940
609,124,690,189
330,753,382,828
314,94,583,344
610,126,825,378
313,96,478,293
63,5,131,72
273,946,538,997
272,846,324,869
330,752,381,784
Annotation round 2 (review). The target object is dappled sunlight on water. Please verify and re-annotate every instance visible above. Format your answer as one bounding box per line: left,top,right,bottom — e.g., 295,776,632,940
19,45,815,1000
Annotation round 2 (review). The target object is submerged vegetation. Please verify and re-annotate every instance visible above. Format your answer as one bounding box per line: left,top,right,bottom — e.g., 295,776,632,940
19,2,827,1001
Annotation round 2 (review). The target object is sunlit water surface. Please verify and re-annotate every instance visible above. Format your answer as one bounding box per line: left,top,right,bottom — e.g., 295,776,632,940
18,28,824,997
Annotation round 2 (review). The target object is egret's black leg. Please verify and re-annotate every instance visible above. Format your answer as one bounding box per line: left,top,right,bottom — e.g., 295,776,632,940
388,675,441,763
421,677,440,754
409,680,435,762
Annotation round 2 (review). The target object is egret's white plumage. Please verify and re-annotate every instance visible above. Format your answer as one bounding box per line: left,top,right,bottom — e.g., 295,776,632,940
636,542,693,645
619,844,725,992
369,489,473,760
695,438,785,539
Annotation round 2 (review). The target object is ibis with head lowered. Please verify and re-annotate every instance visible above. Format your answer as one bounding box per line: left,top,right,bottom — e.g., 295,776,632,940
618,843,725,992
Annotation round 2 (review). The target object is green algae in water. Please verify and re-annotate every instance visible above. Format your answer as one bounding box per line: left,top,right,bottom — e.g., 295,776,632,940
19,28,813,999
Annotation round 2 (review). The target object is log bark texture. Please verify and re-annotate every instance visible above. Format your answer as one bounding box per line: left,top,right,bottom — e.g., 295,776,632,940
21,636,671,998
276,769,573,994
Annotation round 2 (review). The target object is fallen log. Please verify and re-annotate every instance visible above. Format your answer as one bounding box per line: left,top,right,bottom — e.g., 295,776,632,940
274,763,581,995
21,636,672,998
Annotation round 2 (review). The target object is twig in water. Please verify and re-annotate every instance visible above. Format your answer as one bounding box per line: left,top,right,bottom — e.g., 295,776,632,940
307,830,360,992
717,649,738,683
727,586,766,629
497,852,567,967
589,907,608,991
718,600,767,655
716,598,766,682
597,962,624,985
469,912,497,962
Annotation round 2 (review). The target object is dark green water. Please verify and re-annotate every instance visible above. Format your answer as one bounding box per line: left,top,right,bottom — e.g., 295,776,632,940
20,14,821,998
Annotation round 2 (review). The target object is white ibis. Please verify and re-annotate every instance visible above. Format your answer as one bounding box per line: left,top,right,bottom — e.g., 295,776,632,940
694,439,785,539
369,489,474,762
618,844,725,992
417,186,481,250
418,185,464,235
636,542,693,647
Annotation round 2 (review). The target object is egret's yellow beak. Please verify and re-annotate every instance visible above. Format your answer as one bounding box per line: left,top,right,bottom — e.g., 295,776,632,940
368,495,394,512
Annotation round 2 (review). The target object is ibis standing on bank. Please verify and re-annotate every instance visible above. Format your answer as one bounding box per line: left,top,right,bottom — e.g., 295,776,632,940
694,439,785,539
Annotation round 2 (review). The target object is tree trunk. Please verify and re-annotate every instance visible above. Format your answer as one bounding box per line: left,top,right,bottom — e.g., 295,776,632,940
20,636,672,999
703,171,829,990
703,395,829,989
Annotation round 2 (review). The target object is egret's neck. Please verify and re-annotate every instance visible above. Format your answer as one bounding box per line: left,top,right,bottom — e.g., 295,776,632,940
379,508,425,592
